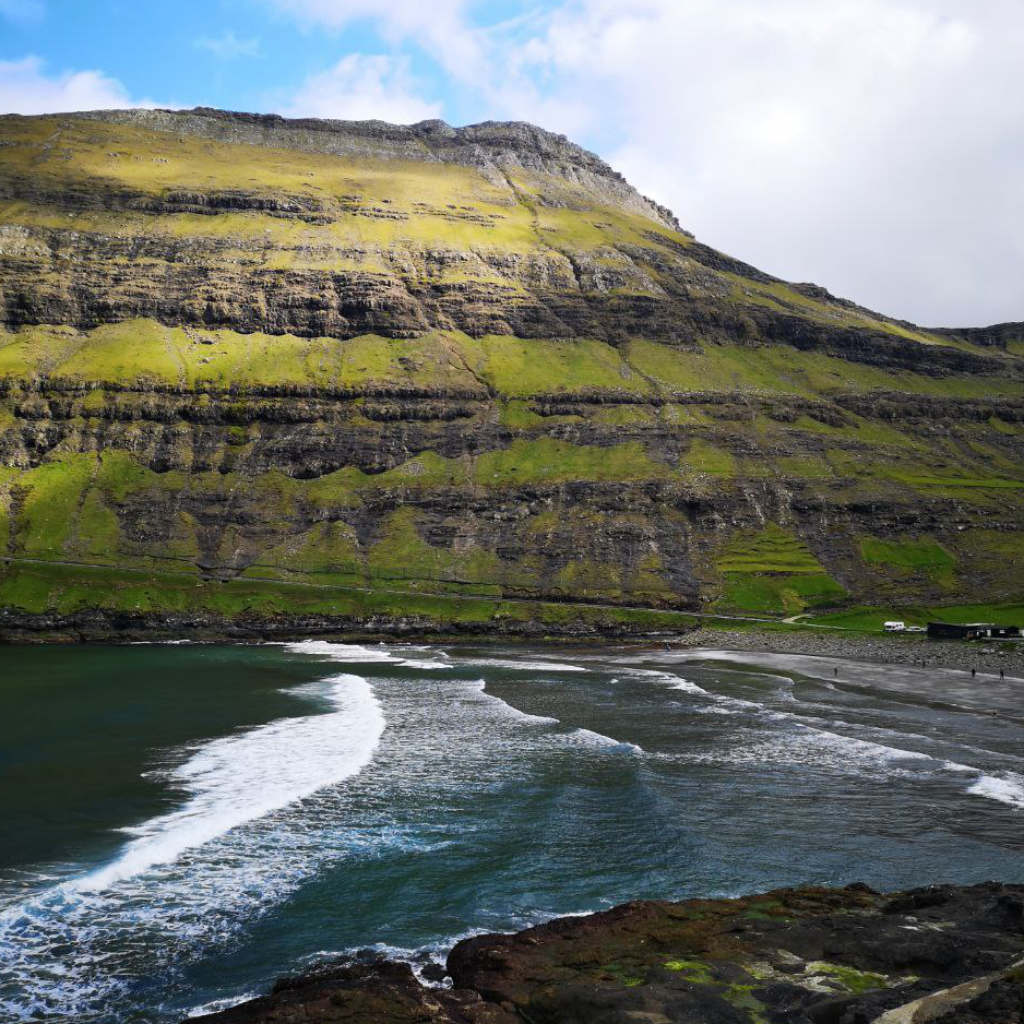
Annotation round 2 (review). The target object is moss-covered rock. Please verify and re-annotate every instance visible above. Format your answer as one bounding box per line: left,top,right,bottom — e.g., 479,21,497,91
192,883,1024,1024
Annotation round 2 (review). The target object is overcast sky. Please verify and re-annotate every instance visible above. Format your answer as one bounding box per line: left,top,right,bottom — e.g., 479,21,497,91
1,0,1021,327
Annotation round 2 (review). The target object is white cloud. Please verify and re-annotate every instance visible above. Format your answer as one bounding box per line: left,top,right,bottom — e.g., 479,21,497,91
262,0,1024,325
0,55,158,114
195,31,262,59
284,54,442,124
501,0,1024,326
254,0,1023,323
5,0,1018,324
263,0,486,82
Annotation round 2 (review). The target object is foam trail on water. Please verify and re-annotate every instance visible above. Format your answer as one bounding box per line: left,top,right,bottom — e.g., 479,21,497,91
967,772,1024,809
454,679,642,754
558,728,644,755
73,673,384,893
452,679,639,751
666,677,712,698
652,665,1024,811
0,669,387,1022
185,992,261,1019
455,657,589,673
648,671,761,715
458,679,561,726
286,640,449,670
625,668,723,700
286,640,401,663
801,740,1024,812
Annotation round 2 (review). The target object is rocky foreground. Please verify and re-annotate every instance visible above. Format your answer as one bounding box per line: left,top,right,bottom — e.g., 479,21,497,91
192,883,1024,1023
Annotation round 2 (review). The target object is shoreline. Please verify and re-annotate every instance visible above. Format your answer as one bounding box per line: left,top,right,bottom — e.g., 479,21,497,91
673,626,1024,676
3,611,1023,675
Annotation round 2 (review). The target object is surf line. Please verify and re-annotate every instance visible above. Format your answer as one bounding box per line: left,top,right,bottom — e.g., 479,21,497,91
75,670,383,895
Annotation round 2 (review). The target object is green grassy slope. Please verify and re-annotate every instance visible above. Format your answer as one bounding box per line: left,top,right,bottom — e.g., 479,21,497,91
0,110,1021,632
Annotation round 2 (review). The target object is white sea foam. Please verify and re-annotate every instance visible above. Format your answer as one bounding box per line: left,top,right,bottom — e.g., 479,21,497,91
557,728,643,755
72,673,384,893
967,772,1024,809
130,639,195,645
736,709,1024,813
655,665,1023,812
447,679,645,756
456,657,588,673
0,669,388,1022
632,669,740,705
689,725,935,780
655,665,944,774
462,679,561,726
449,673,640,753
795,723,933,765
186,992,260,1018
285,640,400,663
285,640,450,670
666,677,712,697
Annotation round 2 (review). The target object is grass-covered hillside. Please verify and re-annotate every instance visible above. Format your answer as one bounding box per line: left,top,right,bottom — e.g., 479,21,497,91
0,108,1021,635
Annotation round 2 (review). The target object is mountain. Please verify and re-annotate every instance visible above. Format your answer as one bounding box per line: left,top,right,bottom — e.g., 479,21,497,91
0,107,1021,637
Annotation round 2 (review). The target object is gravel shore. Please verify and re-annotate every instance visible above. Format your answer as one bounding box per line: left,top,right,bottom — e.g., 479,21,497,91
675,627,1024,677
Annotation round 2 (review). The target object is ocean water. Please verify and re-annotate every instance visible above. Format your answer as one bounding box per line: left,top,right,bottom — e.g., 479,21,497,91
1,641,1022,1023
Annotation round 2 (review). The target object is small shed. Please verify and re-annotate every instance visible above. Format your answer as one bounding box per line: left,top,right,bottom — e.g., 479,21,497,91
988,624,1021,638
927,622,987,640
927,622,1020,640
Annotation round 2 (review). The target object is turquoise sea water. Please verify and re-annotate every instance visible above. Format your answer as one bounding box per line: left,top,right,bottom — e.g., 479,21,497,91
1,641,1022,1022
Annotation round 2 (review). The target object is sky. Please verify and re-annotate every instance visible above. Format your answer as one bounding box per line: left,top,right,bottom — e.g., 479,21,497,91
0,0,1021,327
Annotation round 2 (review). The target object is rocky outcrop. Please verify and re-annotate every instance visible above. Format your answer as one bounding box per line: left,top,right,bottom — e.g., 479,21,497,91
933,322,1024,350
1,366,1020,618
190,882,1024,1023
1,109,1018,373
66,107,682,230
8,203,1007,361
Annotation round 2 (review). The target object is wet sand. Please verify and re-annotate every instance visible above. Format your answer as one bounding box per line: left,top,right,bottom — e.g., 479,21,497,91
674,627,1024,679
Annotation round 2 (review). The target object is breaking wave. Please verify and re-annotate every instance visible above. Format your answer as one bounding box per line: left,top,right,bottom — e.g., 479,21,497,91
967,772,1024,810
74,673,383,893
0,670,385,1022
285,640,449,670
556,728,644,755
653,665,1024,812
454,657,589,673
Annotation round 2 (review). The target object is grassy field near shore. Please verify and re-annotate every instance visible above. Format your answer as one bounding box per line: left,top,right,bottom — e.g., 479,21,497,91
0,557,701,634
1,553,1021,643
804,602,1024,632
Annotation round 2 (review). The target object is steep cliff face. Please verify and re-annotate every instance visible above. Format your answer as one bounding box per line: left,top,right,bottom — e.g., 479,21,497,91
0,108,1021,634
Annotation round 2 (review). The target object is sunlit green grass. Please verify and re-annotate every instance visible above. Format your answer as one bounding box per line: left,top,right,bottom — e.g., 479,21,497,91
806,602,1024,631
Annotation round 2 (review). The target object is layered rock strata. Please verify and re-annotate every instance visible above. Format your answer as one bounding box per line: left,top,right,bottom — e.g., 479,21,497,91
0,108,1021,632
